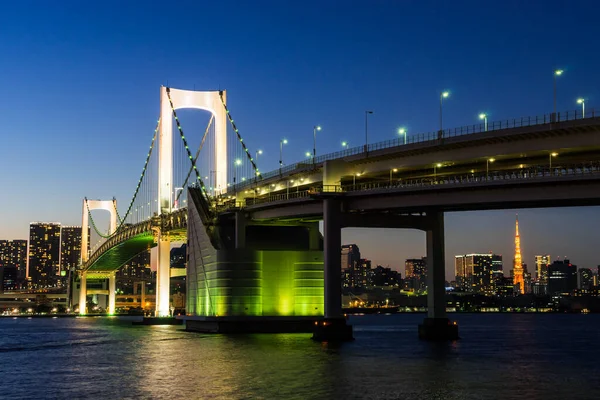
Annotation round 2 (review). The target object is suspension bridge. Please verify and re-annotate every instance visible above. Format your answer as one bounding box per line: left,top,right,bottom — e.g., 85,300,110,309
79,86,600,340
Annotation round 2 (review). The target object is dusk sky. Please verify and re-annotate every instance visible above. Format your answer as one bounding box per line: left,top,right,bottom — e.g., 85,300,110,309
1,0,599,279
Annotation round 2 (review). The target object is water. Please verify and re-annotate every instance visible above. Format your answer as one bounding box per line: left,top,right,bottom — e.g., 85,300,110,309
0,314,599,399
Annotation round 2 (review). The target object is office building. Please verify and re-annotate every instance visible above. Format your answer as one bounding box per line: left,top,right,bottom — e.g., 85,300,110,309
579,268,593,290
61,226,85,274
547,260,577,295
535,255,551,284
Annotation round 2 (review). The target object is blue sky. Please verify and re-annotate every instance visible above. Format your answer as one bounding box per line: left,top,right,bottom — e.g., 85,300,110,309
1,0,599,278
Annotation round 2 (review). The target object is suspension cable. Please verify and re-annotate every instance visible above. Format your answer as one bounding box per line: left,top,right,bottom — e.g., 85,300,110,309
176,115,214,203
218,91,261,180
165,87,210,199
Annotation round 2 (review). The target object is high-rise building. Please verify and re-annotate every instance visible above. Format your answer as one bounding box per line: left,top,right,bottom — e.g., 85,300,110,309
0,239,28,282
27,222,61,288
454,253,502,294
513,215,525,294
579,268,593,290
116,251,153,294
547,260,577,295
60,226,85,274
535,255,551,284
341,244,363,289
369,265,401,287
405,258,427,292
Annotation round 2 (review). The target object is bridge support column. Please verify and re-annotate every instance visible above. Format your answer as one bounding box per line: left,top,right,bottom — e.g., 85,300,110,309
79,272,87,316
108,273,116,315
155,235,171,317
313,197,353,341
418,211,459,340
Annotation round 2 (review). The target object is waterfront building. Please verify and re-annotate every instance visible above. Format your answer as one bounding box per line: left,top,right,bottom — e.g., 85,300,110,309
405,258,427,292
535,255,551,284
27,222,61,288
0,239,27,284
115,251,153,294
454,253,503,294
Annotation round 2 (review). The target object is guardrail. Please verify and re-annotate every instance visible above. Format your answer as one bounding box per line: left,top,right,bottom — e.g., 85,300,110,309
229,161,600,210
228,108,600,194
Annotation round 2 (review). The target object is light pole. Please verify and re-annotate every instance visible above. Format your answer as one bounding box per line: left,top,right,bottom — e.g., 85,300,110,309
389,168,398,185
553,69,563,117
305,151,311,159
313,125,321,164
255,149,263,163
353,173,361,187
342,141,349,150
365,110,373,153
279,139,287,172
479,113,488,132
434,163,442,182
439,91,449,139
577,98,585,118
549,152,558,173
486,158,495,180
398,128,407,145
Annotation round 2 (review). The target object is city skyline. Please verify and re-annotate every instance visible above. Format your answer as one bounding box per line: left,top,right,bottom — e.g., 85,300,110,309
1,1,600,281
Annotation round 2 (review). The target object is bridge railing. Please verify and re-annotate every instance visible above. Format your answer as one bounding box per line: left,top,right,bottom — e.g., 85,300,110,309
229,107,600,193
234,161,600,210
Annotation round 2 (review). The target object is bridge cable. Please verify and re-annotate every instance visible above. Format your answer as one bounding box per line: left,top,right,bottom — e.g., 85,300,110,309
218,91,261,181
176,115,214,204
87,119,160,238
165,88,211,204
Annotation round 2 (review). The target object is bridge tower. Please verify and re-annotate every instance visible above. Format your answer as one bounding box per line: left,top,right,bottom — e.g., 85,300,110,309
156,86,228,317
79,198,118,315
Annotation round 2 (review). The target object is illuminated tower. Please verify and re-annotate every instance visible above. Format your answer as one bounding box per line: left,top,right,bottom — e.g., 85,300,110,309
513,215,525,294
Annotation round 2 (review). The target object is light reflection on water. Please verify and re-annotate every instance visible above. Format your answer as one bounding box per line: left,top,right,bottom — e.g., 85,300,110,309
0,314,599,399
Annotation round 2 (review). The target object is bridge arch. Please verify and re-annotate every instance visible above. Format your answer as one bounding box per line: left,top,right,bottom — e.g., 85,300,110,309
81,198,118,263
159,87,227,214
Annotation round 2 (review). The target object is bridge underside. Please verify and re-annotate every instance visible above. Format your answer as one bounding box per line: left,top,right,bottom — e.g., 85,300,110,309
86,233,156,274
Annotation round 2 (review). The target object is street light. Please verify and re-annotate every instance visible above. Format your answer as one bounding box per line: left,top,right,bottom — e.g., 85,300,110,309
255,149,263,162
313,125,321,163
577,98,585,118
549,152,558,172
389,168,398,184
486,158,495,180
439,91,450,139
434,163,442,182
365,110,373,153
479,113,488,132
342,141,349,150
554,69,563,116
398,128,407,145
305,151,311,158
279,139,288,171
353,172,361,186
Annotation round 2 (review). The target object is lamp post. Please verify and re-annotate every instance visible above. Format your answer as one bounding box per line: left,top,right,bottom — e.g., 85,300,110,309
434,163,442,182
353,173,361,187
577,98,585,118
389,168,398,185
549,152,558,173
255,149,263,163
479,113,488,132
365,110,373,153
486,158,495,180
279,139,287,173
305,151,311,159
313,125,321,164
439,91,449,138
342,141,349,150
554,69,563,116
398,128,407,145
